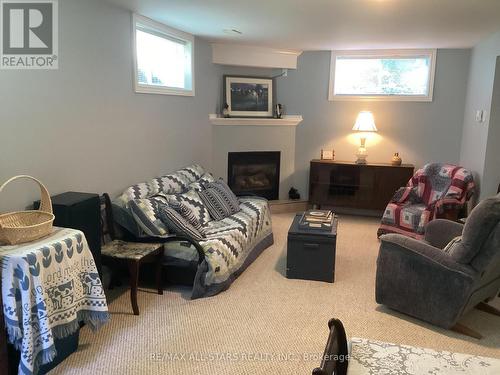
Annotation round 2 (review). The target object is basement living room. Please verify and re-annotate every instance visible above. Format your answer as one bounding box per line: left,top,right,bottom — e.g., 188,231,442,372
1,0,500,374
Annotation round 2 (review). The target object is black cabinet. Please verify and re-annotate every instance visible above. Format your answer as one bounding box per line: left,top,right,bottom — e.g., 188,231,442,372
286,214,337,283
35,192,101,277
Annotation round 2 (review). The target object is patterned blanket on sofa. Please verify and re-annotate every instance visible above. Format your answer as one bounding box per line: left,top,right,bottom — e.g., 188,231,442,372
193,196,273,297
112,165,274,298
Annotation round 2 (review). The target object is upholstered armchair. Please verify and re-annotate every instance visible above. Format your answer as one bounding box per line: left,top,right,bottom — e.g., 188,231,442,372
377,163,475,239
376,193,500,338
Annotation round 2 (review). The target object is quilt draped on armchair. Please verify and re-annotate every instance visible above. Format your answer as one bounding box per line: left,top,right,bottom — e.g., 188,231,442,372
377,163,475,239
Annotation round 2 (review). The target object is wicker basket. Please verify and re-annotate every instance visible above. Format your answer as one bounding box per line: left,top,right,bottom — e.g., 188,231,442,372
0,175,55,245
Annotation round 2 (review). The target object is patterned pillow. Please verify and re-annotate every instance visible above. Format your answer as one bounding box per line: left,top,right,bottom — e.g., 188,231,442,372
168,199,205,233
129,198,168,237
162,189,212,226
158,205,205,241
199,180,241,220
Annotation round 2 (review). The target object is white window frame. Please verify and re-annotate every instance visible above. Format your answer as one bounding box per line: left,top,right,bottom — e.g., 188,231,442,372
132,14,195,96
328,49,436,102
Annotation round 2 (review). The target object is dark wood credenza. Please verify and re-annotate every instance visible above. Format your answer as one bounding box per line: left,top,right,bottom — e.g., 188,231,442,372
309,160,414,214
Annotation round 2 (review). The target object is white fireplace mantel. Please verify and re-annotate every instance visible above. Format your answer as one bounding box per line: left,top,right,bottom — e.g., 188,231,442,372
209,114,303,127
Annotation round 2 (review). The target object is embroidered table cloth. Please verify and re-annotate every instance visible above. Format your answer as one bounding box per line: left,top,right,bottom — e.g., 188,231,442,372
0,228,109,375
348,337,500,375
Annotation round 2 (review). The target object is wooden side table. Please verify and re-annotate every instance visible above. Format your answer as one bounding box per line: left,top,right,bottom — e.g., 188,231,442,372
102,240,163,315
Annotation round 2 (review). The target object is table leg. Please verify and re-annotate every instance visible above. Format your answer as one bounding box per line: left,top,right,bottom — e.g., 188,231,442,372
127,260,140,316
155,250,163,295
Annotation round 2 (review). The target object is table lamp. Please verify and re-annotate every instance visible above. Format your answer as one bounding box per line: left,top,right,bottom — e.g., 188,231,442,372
352,111,378,164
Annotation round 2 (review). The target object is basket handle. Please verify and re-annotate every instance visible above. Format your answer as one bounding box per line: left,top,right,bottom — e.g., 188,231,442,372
0,175,53,214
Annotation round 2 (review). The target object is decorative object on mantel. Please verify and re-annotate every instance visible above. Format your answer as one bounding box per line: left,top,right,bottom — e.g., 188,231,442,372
274,103,283,119
289,187,300,200
321,149,335,160
352,111,378,164
224,75,273,118
0,175,55,245
222,103,230,118
391,152,402,166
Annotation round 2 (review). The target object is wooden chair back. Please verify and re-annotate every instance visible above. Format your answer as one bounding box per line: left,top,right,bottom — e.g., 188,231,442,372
99,193,116,245
312,318,349,375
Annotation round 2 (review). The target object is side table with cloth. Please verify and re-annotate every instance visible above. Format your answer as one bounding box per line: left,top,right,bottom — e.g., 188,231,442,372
0,228,109,375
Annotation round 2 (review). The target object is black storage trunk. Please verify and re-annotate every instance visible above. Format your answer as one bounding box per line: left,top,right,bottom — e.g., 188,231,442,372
35,192,102,277
286,214,338,283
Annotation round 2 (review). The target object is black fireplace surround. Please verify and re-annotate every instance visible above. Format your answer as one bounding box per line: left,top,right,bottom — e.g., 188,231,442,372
228,151,280,200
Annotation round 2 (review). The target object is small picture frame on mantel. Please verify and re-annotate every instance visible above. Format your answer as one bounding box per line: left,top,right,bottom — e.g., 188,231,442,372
321,149,335,160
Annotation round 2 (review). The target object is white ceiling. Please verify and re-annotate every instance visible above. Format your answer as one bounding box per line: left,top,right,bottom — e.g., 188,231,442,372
105,0,500,50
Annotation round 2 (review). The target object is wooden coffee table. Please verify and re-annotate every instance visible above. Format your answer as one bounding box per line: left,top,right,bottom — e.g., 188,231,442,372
286,213,338,283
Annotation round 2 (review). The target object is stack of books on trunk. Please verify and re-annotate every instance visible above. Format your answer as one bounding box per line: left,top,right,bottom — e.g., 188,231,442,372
299,210,334,231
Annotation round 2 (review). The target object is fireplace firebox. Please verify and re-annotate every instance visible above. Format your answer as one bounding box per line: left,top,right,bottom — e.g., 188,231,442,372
228,151,280,200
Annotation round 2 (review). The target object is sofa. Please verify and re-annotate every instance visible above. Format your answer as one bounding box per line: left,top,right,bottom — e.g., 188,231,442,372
376,193,500,335
111,164,274,299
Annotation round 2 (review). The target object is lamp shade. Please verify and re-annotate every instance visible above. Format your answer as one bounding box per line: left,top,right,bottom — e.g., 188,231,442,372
352,111,378,132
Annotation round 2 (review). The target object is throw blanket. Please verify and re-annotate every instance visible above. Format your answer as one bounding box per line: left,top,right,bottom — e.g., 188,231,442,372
0,228,109,375
192,197,274,298
349,337,500,374
379,163,475,239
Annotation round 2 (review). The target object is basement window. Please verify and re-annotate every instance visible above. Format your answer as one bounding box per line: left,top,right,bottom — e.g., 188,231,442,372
329,49,436,101
133,14,194,96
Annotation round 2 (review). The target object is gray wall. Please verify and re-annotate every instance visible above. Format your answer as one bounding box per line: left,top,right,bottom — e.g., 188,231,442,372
276,49,471,196
0,0,219,211
460,31,500,199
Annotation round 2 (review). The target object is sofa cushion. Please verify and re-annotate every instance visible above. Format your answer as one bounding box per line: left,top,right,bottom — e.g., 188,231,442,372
168,199,204,233
129,198,168,237
443,236,462,254
161,189,212,226
114,164,205,208
198,188,239,221
188,173,215,192
158,204,205,241
199,179,240,220
116,182,158,207
178,164,205,182
450,194,500,264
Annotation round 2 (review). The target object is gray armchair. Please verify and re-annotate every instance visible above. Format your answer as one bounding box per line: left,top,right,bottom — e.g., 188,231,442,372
376,193,500,338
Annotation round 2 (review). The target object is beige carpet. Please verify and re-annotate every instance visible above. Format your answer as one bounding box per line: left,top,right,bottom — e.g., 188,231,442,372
50,214,500,374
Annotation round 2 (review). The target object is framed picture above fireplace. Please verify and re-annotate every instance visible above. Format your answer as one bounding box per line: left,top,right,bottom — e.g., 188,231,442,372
224,75,274,118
